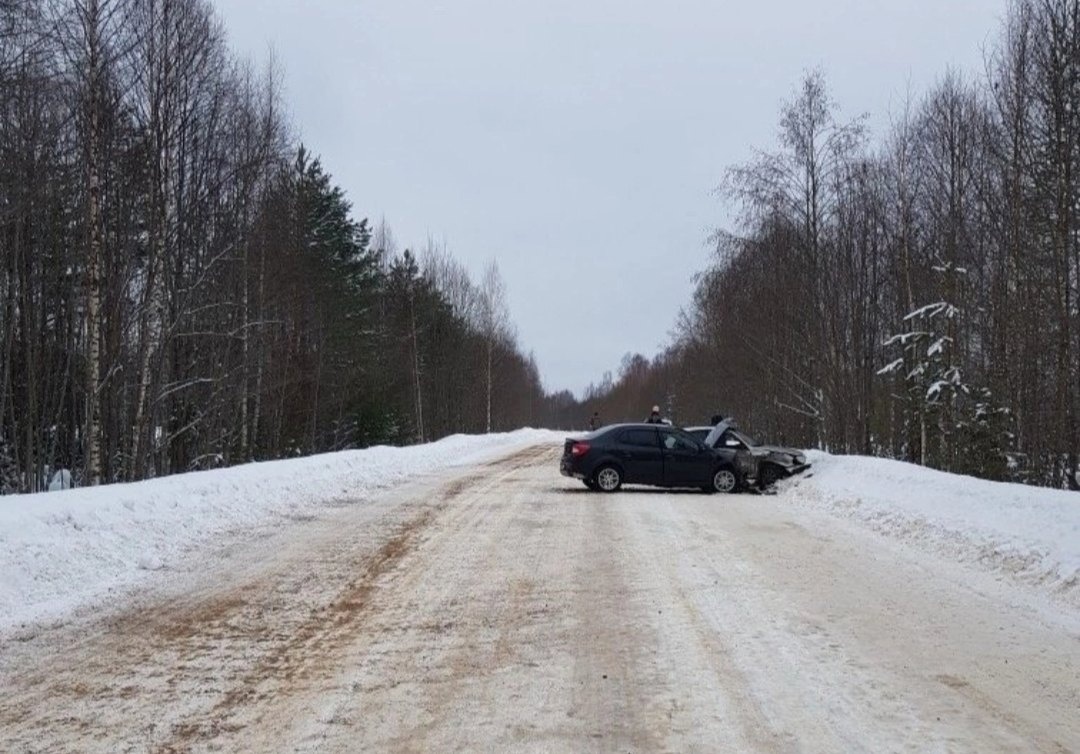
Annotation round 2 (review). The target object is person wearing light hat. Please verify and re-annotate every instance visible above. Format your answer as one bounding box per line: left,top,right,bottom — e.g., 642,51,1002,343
645,405,664,424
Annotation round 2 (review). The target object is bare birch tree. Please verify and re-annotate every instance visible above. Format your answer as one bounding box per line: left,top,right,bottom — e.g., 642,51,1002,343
478,260,511,434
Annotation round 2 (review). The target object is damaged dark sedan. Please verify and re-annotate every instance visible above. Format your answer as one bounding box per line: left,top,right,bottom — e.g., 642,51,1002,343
684,421,810,488
560,423,754,494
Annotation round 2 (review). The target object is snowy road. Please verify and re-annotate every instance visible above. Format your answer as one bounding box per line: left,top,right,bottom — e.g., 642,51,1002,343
1,443,1078,753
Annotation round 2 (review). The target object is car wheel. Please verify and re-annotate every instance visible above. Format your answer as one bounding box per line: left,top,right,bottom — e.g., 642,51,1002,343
594,465,622,492
758,464,783,488
712,467,738,494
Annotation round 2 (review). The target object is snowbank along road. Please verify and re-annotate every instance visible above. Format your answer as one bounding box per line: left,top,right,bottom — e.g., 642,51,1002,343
1,442,1078,752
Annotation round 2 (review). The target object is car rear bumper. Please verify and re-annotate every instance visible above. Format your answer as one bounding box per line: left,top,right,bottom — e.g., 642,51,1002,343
560,458,585,479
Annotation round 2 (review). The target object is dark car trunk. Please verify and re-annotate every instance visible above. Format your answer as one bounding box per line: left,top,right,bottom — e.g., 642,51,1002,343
563,438,577,458
561,437,586,478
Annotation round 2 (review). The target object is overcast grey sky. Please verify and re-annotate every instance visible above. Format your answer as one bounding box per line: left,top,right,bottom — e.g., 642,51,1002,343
214,0,1005,397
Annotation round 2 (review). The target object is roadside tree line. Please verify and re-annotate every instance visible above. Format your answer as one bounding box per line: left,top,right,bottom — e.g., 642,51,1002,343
580,0,1080,490
0,0,546,493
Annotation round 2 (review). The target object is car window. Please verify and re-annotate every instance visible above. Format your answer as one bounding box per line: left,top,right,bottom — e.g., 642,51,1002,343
620,429,658,447
661,433,698,452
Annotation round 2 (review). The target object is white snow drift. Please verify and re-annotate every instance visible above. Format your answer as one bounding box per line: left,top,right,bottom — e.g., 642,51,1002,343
785,451,1080,607
0,429,561,633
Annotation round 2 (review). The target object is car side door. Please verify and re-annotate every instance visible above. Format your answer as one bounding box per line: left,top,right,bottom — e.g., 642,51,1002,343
660,430,710,487
614,428,663,485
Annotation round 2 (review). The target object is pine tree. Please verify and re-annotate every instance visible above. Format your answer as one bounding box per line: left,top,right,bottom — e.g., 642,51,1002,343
286,146,382,451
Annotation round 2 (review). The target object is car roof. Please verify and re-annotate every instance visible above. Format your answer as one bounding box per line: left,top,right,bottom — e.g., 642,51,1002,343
595,423,701,435
576,423,699,440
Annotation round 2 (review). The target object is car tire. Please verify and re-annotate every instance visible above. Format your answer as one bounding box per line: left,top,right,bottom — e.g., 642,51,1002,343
594,465,623,493
758,463,783,488
711,467,739,494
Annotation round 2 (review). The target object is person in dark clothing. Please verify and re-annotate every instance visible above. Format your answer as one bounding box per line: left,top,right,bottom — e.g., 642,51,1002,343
587,411,601,432
710,414,724,426
645,405,664,424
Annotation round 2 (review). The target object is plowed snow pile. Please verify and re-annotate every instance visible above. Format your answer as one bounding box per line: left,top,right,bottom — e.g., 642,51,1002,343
0,429,562,633
786,451,1080,607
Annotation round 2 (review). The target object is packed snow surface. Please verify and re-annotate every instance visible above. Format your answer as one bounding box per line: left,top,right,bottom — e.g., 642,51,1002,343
0,429,561,632
3,435,1077,635
787,451,1080,605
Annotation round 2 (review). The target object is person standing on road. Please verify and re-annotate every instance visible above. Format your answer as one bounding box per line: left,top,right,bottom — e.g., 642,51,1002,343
587,411,601,432
645,405,664,424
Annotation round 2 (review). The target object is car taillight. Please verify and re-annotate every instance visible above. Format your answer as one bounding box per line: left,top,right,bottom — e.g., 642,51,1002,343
571,441,590,457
